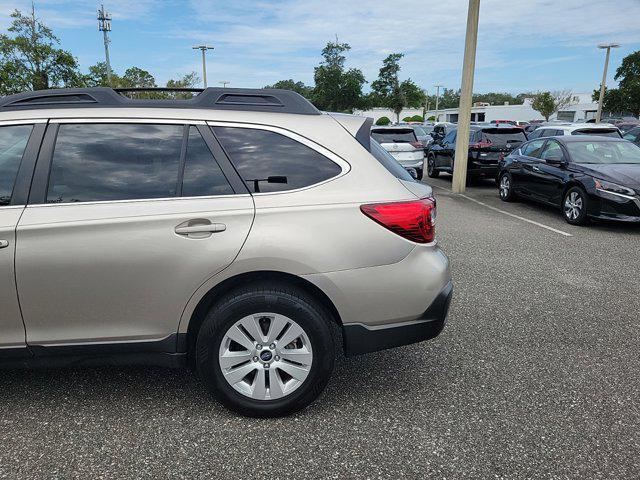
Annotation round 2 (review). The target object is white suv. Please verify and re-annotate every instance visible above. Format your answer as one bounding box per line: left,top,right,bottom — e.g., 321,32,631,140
0,87,452,416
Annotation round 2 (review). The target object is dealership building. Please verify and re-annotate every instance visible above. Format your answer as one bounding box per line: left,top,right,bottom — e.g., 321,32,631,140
356,93,599,123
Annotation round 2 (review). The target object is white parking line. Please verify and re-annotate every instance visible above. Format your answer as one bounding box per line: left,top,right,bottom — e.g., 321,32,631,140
431,184,573,237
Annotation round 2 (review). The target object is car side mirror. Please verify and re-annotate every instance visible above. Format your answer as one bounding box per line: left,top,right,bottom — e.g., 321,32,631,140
545,156,565,167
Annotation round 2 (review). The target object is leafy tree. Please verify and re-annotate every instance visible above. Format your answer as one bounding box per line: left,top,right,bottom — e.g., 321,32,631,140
313,41,366,112
0,7,83,95
410,115,424,122
165,71,200,99
264,79,314,99
375,116,391,126
472,92,520,106
531,90,573,121
84,62,120,87
370,53,407,121
400,79,427,108
603,50,640,116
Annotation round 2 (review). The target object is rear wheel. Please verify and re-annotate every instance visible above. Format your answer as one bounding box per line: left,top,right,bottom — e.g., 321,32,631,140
195,284,335,417
426,154,439,178
415,167,423,180
498,172,517,202
563,186,588,225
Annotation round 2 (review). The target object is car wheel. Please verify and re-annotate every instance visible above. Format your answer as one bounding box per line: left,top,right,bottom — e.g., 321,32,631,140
562,186,588,225
498,172,517,202
195,283,335,417
426,155,439,178
415,167,423,180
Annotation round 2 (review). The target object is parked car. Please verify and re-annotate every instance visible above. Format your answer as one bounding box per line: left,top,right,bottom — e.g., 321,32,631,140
426,125,528,179
498,136,640,225
616,122,640,133
623,126,640,146
370,126,425,178
490,119,517,126
431,122,457,141
527,123,622,140
0,87,452,417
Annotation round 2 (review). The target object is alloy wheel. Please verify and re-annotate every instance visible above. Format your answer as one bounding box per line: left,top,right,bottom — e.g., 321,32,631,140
564,191,583,220
499,175,510,199
218,313,313,400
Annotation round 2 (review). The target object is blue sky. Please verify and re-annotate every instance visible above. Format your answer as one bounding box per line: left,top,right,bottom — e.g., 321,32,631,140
1,0,640,94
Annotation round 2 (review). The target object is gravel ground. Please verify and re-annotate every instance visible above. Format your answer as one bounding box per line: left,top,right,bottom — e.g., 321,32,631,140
1,177,638,479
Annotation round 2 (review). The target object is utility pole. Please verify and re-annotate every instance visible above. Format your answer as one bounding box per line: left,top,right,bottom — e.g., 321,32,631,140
193,45,214,87
219,81,230,88
97,5,113,86
595,42,620,123
434,85,444,122
452,0,480,194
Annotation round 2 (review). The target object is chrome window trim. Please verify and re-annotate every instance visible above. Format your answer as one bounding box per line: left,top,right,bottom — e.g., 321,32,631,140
0,205,25,210
26,193,252,209
50,118,206,125
206,120,351,196
0,119,47,126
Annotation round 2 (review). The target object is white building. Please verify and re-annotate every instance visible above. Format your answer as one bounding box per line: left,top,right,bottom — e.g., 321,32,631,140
356,93,599,124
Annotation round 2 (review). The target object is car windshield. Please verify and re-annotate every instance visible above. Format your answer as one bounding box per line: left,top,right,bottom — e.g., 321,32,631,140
480,129,527,145
565,141,640,164
572,128,620,138
371,129,417,143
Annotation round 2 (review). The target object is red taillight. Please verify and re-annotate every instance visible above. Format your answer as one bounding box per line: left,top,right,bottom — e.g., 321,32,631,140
469,141,492,149
360,197,436,243
410,141,424,149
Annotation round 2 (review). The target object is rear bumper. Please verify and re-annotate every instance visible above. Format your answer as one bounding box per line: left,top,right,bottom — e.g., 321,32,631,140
342,280,453,356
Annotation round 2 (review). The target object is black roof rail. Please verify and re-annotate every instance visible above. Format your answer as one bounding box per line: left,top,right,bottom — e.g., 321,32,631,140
0,87,321,115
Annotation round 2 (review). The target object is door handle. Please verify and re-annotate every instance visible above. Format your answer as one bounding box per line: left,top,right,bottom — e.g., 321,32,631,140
175,223,226,235
532,166,541,172
0,240,8,249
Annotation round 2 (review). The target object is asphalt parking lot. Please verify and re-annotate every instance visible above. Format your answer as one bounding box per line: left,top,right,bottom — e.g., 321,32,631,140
1,176,639,479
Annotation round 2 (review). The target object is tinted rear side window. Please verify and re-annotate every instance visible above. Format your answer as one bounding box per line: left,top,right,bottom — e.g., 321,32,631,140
212,126,342,193
47,123,183,203
0,124,32,205
369,139,414,181
182,127,234,197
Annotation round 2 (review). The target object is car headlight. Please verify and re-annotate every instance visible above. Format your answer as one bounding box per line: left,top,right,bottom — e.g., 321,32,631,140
594,179,636,197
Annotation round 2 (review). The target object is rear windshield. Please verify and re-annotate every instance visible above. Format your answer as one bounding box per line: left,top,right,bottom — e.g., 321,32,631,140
369,139,414,181
480,129,527,145
411,126,427,136
371,129,417,143
571,128,621,138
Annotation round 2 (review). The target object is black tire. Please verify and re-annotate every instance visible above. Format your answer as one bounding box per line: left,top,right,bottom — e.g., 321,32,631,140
195,283,335,417
426,154,439,178
498,172,517,202
415,167,423,180
562,186,589,225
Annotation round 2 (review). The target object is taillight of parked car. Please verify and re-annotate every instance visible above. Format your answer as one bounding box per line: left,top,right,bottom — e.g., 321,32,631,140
360,197,436,243
468,141,492,149
410,141,424,149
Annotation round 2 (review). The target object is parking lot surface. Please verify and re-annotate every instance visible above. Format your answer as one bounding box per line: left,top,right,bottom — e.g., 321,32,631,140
1,176,638,479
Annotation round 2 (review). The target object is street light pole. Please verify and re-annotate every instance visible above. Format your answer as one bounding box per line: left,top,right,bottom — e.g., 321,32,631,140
219,81,230,88
434,85,444,122
97,5,113,86
192,45,214,87
595,42,620,123
452,0,480,194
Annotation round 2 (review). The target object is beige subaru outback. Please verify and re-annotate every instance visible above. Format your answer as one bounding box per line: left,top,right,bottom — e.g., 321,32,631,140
0,87,452,416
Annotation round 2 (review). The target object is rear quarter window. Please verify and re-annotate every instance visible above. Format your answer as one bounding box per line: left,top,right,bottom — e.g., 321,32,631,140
212,126,342,193
369,139,414,181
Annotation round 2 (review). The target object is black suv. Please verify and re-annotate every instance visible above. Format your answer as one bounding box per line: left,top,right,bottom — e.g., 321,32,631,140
426,125,528,179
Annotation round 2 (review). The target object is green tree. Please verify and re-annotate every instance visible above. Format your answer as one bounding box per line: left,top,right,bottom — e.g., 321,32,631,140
313,41,366,112
264,79,314,99
370,53,408,121
607,50,640,116
165,71,200,99
0,7,83,95
531,90,573,121
400,79,427,108
375,116,391,126
84,62,120,87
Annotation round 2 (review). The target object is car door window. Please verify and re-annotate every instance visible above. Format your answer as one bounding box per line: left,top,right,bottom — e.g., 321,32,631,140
212,126,342,193
46,123,183,204
0,124,33,205
539,140,565,162
521,139,546,158
181,127,234,197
